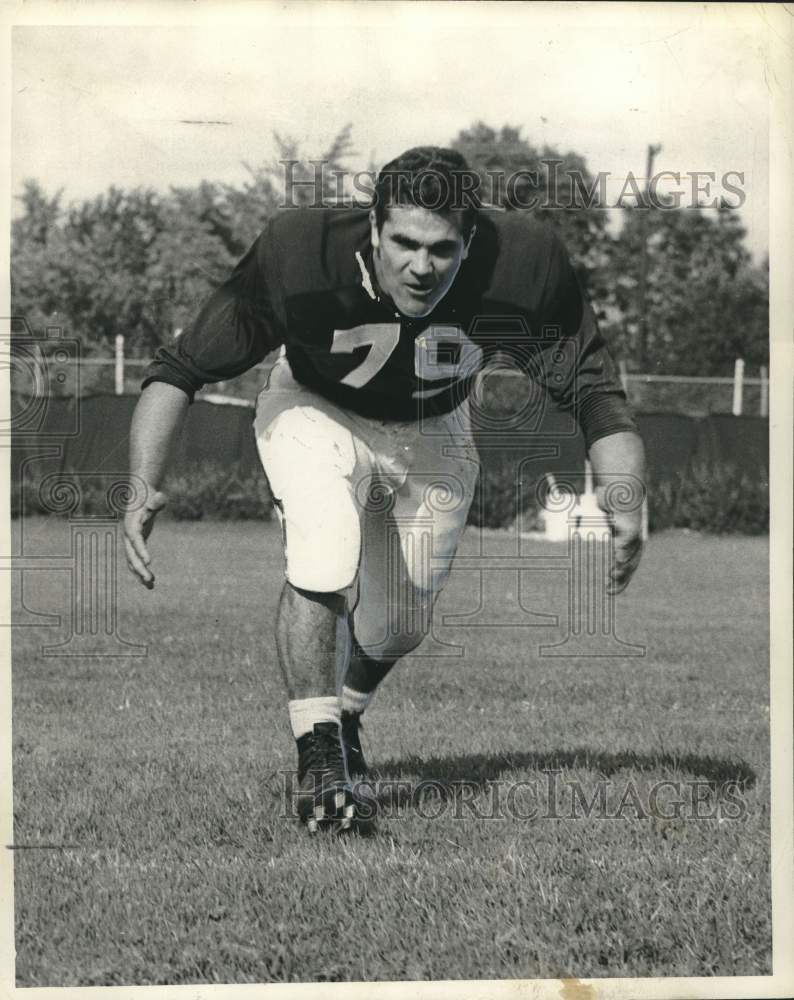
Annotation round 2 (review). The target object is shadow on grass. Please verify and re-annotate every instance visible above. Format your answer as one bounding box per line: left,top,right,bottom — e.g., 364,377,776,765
364,748,756,809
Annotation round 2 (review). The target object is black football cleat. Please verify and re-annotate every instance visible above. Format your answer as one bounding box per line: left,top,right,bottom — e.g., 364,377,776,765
341,710,369,779
296,722,359,833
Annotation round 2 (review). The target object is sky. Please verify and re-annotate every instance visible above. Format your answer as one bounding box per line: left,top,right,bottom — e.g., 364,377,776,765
11,2,771,259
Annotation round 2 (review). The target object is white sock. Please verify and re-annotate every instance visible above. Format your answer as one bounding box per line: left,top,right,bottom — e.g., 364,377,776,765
341,685,374,716
288,696,341,740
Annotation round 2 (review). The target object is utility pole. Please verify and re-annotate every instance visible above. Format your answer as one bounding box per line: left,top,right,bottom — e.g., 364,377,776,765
637,143,662,371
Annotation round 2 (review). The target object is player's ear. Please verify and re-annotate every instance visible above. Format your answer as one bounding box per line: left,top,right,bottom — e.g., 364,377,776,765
461,224,476,260
369,209,380,249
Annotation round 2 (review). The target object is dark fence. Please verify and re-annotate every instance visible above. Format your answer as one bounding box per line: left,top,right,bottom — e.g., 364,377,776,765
11,393,768,505
11,394,260,485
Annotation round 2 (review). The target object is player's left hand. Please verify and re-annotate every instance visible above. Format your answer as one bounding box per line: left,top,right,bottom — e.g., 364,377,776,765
596,487,644,595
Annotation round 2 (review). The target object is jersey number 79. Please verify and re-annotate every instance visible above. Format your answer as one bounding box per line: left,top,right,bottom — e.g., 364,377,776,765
330,323,483,398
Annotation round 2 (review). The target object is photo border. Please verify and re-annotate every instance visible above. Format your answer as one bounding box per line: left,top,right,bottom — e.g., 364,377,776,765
1,3,791,999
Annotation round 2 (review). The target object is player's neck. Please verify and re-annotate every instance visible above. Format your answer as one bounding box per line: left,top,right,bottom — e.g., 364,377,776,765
368,248,402,319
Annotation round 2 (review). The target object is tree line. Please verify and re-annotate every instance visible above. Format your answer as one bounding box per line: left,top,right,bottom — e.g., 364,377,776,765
11,122,768,376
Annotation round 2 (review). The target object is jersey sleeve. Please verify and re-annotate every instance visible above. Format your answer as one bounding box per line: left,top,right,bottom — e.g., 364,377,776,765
140,226,283,402
534,233,638,450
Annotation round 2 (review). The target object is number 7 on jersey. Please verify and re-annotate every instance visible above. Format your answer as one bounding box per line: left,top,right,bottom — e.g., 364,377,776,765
330,324,401,388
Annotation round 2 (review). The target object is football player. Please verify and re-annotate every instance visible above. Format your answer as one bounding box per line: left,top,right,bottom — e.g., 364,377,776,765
124,147,645,833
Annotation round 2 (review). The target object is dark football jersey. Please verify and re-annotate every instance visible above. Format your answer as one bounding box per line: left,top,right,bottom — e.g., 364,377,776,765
142,206,636,448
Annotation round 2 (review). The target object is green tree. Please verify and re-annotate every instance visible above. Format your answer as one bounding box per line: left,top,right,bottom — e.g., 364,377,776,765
12,179,63,247
223,124,356,249
12,185,170,354
144,194,237,343
607,200,768,374
11,180,68,334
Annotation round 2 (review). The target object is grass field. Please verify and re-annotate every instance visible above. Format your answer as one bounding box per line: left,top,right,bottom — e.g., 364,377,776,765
11,517,771,985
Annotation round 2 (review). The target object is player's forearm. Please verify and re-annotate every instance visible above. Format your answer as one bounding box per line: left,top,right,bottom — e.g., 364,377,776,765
587,431,646,507
129,381,190,492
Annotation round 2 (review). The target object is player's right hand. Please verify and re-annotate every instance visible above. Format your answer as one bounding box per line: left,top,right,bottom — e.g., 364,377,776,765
123,489,167,589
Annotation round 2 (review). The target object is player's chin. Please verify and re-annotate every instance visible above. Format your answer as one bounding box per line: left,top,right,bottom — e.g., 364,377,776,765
398,300,435,319
397,289,441,318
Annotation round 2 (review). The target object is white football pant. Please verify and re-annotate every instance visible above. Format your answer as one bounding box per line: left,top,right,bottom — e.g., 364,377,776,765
254,357,479,663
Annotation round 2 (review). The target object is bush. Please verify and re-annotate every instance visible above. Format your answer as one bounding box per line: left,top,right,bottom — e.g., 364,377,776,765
648,463,768,535
11,463,274,522
12,473,132,518
468,453,542,530
164,463,273,521
12,459,766,535
468,457,768,535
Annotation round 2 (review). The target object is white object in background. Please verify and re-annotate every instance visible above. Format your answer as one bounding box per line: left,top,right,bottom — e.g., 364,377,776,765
584,458,593,495
541,473,572,541
575,493,612,540
540,467,620,541
577,460,611,534
575,489,611,529
114,334,124,396
542,504,572,541
618,359,629,393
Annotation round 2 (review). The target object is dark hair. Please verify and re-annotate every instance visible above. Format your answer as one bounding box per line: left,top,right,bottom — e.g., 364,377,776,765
373,146,481,237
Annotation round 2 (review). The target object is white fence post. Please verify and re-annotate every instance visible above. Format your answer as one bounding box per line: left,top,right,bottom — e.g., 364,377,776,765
114,334,125,396
760,365,769,417
732,358,744,416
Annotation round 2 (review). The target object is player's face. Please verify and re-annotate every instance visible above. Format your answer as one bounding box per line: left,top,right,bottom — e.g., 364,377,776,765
370,206,474,318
